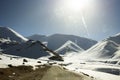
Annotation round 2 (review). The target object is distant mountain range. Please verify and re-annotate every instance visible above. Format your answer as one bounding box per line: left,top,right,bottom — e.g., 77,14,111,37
0,27,63,60
0,27,97,59
27,34,97,50
1,26,120,60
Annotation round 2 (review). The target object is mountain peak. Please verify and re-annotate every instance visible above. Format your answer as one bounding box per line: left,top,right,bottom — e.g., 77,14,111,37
55,40,84,54
0,27,28,42
107,32,120,44
114,33,120,36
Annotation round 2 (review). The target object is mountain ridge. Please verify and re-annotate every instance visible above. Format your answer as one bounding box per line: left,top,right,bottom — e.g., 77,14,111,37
79,33,120,59
55,40,84,54
0,27,28,42
28,34,97,50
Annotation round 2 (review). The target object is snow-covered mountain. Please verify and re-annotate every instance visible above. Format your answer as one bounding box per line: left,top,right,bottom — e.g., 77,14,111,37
107,33,120,44
55,40,84,54
0,27,63,60
2,40,48,58
2,40,56,59
28,34,97,50
0,27,28,42
79,33,120,59
81,40,119,59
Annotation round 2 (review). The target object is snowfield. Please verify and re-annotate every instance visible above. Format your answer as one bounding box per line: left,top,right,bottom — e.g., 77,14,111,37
0,52,120,80
63,54,120,80
0,53,40,68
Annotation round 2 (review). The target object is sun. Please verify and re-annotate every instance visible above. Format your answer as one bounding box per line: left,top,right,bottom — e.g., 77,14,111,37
55,0,92,25
64,0,90,11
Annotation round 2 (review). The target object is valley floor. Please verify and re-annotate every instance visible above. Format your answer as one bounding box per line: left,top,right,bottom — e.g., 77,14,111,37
0,53,120,80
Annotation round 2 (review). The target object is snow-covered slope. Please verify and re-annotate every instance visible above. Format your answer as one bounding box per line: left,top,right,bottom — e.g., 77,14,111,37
0,38,11,43
81,40,119,59
0,27,28,42
107,33,120,44
112,47,120,59
0,38,19,51
28,34,97,50
55,40,84,54
2,40,51,58
0,52,40,68
79,33,120,59
2,40,63,61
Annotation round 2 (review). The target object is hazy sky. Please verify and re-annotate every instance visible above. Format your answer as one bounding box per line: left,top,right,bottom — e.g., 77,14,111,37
0,0,120,41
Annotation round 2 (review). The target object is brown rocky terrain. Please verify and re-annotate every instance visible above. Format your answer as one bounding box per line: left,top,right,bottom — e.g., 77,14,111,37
0,65,95,80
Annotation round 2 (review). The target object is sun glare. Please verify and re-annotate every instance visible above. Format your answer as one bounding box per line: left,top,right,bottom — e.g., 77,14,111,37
55,0,93,26
65,0,90,11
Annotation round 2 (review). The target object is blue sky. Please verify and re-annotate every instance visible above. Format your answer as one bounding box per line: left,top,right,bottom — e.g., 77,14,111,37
0,0,120,41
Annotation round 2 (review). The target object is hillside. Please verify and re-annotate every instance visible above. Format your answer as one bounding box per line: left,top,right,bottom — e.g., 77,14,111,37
2,40,62,61
55,40,84,54
79,33,120,59
0,27,28,42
